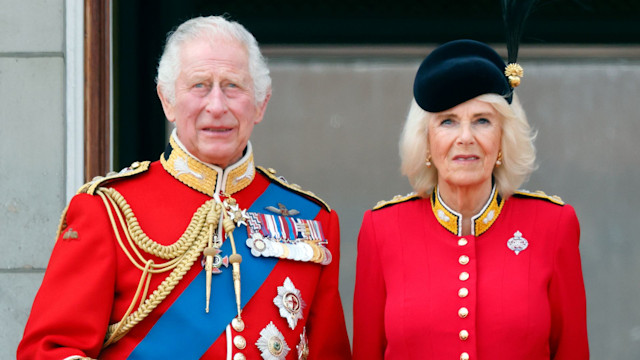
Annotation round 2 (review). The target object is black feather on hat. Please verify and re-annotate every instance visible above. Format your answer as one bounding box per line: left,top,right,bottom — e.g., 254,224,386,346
413,0,537,113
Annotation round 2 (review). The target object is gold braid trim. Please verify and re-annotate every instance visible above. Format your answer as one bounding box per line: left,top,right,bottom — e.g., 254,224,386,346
96,187,221,348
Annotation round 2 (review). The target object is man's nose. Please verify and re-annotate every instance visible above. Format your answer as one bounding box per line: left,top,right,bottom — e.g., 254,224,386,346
206,85,228,116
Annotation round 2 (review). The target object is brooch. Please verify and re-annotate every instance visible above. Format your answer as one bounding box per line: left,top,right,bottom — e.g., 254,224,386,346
507,230,528,255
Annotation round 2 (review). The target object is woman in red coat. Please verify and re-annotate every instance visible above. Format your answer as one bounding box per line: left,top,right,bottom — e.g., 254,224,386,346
352,39,589,359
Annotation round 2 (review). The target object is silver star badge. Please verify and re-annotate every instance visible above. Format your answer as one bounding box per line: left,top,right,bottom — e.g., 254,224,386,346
274,277,306,329
256,322,290,360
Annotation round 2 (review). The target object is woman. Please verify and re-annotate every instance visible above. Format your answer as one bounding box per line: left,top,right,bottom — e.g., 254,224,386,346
352,39,589,359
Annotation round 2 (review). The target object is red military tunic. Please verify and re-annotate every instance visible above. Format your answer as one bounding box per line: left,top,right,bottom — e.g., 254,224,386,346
18,134,351,360
353,185,588,359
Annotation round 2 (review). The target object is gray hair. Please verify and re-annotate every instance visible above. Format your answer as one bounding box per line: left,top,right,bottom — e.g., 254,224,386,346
156,16,271,105
400,93,537,198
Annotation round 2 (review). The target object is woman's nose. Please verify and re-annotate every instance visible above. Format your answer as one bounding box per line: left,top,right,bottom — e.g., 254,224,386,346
456,122,474,144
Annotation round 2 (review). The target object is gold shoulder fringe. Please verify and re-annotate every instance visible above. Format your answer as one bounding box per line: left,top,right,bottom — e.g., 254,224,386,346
77,161,151,195
513,189,565,205
256,166,331,212
373,192,420,210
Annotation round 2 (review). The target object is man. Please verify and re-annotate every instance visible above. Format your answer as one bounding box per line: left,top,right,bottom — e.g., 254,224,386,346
18,16,351,360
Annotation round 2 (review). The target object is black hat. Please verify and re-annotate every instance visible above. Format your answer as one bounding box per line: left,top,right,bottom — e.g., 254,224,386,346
413,39,513,113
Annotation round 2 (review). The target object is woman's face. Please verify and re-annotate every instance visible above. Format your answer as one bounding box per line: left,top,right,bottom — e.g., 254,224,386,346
427,98,502,191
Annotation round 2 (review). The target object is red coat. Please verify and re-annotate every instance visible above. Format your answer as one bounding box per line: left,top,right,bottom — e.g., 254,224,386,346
353,187,588,359
18,138,351,360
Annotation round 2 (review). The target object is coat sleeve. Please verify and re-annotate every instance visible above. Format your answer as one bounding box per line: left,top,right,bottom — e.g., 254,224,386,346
306,209,352,359
17,194,117,360
352,210,386,360
548,204,590,358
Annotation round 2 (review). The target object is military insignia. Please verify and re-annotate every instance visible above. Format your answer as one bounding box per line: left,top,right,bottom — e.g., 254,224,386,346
257,166,331,211
233,160,255,184
482,209,495,224
436,209,451,223
256,322,290,360
507,230,528,255
373,192,420,210
274,277,306,329
201,248,229,274
245,212,332,265
297,327,309,360
78,161,150,195
265,203,300,217
174,156,204,179
514,189,565,205
226,201,250,227
62,228,78,240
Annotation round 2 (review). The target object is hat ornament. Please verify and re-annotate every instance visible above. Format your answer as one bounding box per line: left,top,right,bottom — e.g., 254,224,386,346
504,63,524,87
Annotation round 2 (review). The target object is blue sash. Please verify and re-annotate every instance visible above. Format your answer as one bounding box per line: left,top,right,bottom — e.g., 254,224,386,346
128,183,321,359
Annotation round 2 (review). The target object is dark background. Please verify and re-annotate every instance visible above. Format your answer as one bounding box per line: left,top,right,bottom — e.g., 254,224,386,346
112,0,640,169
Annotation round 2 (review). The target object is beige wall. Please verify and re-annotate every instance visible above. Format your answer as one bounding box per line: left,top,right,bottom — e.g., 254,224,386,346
0,0,66,357
1,3,639,357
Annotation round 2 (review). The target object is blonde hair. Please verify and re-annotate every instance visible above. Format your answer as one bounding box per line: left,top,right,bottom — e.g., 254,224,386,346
400,93,537,198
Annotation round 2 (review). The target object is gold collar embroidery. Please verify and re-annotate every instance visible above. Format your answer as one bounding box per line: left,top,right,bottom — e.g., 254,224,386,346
430,184,504,236
160,131,255,197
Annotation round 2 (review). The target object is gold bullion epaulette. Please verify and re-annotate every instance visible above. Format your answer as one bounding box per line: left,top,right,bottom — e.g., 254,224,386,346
77,161,151,195
373,192,420,210
257,166,331,211
513,189,565,205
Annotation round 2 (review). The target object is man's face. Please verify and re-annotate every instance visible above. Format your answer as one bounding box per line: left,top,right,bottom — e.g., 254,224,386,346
159,36,269,168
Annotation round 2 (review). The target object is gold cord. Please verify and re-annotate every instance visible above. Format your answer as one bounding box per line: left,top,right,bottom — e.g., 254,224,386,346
222,198,243,319
97,187,219,347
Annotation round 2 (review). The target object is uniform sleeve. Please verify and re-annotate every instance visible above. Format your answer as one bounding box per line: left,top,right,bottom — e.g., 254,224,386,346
548,204,590,358
17,194,117,360
352,210,386,360
306,209,352,359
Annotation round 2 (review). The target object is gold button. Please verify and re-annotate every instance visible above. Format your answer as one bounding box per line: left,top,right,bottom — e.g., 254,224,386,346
233,353,246,360
459,330,469,340
458,307,469,318
460,352,470,360
459,255,469,265
458,287,469,298
459,272,470,281
232,317,245,332
234,335,246,350
458,238,468,246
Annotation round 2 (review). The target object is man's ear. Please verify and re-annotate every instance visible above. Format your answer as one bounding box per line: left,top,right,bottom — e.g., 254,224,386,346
157,85,175,123
254,90,272,125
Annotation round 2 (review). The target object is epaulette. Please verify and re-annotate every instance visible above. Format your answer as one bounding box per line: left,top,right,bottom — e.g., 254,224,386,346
373,192,421,210
77,161,151,195
256,166,331,212
513,189,565,205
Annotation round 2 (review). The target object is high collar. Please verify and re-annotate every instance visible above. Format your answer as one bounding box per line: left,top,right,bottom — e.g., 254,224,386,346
430,183,504,237
160,130,255,197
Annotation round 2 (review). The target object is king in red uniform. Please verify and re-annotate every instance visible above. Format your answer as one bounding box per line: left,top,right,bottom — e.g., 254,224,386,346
18,16,351,360
352,39,589,359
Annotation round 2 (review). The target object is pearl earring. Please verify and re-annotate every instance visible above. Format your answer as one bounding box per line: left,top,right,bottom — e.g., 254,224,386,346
496,151,503,166
425,155,432,168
